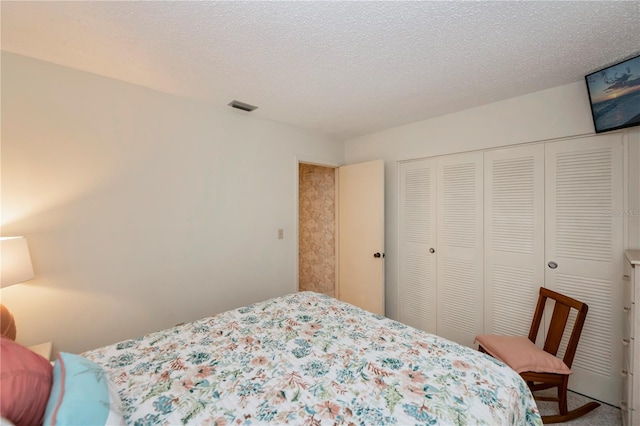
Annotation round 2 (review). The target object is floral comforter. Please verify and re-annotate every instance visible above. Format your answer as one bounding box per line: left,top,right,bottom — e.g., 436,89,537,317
84,292,542,425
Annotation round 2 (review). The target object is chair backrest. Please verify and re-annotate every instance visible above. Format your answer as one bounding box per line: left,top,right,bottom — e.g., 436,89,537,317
527,287,588,370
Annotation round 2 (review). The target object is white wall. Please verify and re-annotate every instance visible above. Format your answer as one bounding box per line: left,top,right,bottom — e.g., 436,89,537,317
3,52,638,353
344,81,640,320
0,52,344,354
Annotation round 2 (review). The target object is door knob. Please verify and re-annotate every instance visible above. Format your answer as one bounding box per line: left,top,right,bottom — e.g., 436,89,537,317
429,248,435,254
373,252,384,258
548,261,558,269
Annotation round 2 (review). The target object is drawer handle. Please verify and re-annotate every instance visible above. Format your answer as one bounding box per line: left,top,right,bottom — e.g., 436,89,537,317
622,338,630,346
623,306,631,313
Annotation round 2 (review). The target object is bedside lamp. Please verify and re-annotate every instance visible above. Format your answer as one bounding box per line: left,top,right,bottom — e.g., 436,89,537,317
1,236,35,340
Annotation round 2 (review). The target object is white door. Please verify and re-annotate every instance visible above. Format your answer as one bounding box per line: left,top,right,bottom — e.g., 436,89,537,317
398,158,437,333
484,145,545,341
436,151,484,347
338,160,385,315
545,134,624,406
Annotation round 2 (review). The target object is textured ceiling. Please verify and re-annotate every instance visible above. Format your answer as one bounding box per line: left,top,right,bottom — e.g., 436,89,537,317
1,1,639,139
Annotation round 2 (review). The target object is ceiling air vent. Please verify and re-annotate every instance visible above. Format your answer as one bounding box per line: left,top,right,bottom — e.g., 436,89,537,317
228,100,258,112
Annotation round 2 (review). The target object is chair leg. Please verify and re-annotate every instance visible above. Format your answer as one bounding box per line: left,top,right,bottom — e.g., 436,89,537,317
539,379,601,424
541,402,600,424
558,380,568,415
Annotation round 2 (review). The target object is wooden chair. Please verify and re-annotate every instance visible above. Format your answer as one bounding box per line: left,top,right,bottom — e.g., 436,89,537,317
475,287,600,424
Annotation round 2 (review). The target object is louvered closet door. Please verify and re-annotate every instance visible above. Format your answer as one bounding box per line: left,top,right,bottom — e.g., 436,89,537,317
399,159,437,333
484,145,545,341
546,134,624,406
436,152,484,347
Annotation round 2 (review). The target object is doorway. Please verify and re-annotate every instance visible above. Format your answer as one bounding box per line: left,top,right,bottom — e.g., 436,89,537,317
298,163,337,296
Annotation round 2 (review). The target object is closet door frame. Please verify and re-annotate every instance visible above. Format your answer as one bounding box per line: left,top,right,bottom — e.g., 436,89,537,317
398,158,438,333
545,134,624,406
483,144,546,342
435,151,484,348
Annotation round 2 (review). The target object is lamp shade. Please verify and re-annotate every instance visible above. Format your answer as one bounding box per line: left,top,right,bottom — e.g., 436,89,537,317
1,236,35,288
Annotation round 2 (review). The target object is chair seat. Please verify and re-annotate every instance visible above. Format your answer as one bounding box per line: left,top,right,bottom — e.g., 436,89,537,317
475,334,571,375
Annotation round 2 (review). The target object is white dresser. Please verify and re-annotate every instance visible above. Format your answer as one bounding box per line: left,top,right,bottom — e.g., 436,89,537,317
623,249,640,426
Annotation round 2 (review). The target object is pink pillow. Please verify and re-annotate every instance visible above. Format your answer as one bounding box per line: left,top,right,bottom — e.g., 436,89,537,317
475,334,572,374
0,337,53,426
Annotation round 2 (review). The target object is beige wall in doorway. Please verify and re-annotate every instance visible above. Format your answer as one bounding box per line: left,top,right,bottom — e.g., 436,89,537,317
298,164,336,296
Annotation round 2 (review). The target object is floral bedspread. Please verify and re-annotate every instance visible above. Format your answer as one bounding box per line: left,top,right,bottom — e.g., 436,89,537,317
83,292,542,425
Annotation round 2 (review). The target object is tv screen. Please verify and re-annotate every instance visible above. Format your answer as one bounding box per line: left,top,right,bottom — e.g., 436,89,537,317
585,53,640,133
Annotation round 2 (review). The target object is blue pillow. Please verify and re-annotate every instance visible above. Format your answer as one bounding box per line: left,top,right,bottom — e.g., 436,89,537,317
43,352,125,426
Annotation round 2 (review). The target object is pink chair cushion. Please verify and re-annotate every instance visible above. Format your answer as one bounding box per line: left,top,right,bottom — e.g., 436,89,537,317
0,337,53,426
475,334,572,375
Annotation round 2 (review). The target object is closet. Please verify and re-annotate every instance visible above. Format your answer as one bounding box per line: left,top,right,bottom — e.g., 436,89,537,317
399,133,624,406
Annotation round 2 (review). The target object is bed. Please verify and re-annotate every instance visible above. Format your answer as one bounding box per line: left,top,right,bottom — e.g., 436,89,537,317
62,292,540,425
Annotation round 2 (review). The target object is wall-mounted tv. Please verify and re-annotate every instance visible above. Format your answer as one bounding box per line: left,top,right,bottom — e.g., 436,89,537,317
585,53,640,133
